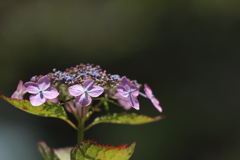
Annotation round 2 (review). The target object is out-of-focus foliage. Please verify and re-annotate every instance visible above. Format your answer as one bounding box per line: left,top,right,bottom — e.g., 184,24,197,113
1,0,240,160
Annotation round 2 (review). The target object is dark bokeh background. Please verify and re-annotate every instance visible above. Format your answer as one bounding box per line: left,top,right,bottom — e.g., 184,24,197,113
0,0,240,160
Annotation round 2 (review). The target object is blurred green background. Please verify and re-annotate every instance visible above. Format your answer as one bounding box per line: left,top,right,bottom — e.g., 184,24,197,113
0,0,240,159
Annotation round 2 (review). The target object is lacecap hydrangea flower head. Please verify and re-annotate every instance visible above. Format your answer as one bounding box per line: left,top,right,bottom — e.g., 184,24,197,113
11,63,162,113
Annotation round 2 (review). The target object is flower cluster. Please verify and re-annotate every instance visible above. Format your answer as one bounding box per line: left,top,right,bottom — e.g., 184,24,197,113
11,63,162,112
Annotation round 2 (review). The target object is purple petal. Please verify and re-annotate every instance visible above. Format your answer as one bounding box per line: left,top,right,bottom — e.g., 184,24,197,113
11,91,24,99
29,93,46,106
17,80,26,92
130,84,139,97
114,93,131,110
83,79,94,90
25,82,40,94
48,98,58,103
121,77,131,90
116,85,129,97
42,87,59,99
75,93,92,107
11,81,27,99
88,85,104,97
128,94,139,110
68,84,84,96
151,97,162,112
144,84,153,98
38,76,51,91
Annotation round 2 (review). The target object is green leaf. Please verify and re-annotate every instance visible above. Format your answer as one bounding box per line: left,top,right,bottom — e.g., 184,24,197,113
85,113,165,131
71,140,136,160
38,141,72,160
38,141,60,160
0,94,77,130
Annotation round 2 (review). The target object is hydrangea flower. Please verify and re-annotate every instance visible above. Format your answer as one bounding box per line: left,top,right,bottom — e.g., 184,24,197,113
144,84,162,112
68,79,104,107
114,93,131,110
11,80,27,99
116,77,139,110
25,76,59,106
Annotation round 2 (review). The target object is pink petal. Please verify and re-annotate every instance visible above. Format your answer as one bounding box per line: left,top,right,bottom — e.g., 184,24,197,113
144,84,162,112
130,84,139,97
11,81,27,99
75,93,92,107
128,94,139,110
121,77,131,90
47,97,59,103
17,80,26,92
144,84,153,98
151,97,162,112
25,82,40,94
83,79,94,90
88,85,104,97
119,99,132,110
38,76,51,91
68,84,84,96
42,87,59,99
114,93,131,110
116,85,128,97
29,93,46,106
11,91,24,99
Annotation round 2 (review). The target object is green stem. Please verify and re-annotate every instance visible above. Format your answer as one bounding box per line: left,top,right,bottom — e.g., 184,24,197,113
77,119,84,143
77,106,90,143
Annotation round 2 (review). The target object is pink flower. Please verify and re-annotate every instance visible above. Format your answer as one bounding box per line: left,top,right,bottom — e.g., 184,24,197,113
116,77,139,110
144,84,162,112
25,76,59,106
114,93,131,110
68,79,104,107
11,80,27,99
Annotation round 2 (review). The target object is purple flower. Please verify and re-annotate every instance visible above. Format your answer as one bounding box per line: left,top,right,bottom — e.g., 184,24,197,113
116,77,139,110
11,80,27,99
68,79,104,107
144,84,162,112
25,76,59,106
114,93,131,110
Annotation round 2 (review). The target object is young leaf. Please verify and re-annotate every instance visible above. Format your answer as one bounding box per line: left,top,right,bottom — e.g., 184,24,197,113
0,94,77,130
85,113,165,131
38,141,72,160
71,140,136,160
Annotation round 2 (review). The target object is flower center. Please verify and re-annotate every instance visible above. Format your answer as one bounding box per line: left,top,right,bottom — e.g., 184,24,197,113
127,90,132,94
39,91,44,99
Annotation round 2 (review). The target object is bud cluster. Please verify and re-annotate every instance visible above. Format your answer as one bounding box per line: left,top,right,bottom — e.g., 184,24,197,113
30,63,141,89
